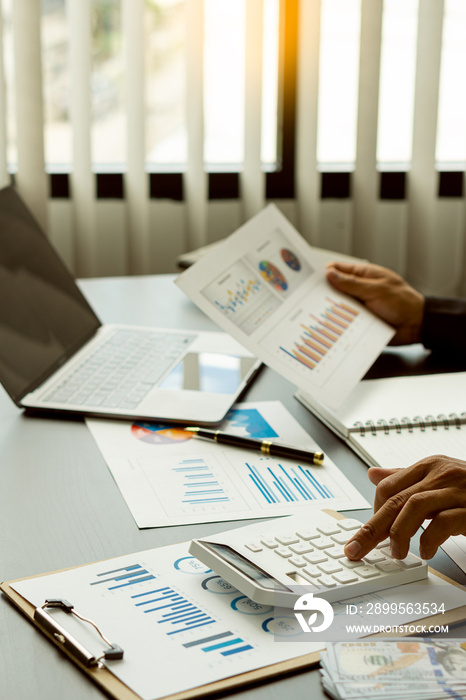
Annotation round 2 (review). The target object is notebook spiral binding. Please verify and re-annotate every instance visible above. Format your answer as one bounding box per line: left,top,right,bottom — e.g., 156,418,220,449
353,412,466,437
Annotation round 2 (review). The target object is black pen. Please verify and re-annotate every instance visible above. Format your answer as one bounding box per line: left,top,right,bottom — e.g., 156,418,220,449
185,427,324,465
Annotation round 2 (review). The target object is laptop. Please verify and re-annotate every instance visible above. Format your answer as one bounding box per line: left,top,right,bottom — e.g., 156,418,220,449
0,185,261,425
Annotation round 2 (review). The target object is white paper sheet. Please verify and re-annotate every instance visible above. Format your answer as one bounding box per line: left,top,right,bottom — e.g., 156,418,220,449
86,401,369,528
176,205,394,410
13,542,322,700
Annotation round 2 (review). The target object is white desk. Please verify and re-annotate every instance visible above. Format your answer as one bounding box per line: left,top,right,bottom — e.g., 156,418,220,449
1,275,465,700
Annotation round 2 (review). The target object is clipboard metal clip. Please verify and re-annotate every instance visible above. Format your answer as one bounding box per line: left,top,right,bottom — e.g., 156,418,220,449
34,598,124,668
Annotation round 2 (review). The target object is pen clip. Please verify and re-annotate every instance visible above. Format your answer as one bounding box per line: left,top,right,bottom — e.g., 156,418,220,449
34,599,124,667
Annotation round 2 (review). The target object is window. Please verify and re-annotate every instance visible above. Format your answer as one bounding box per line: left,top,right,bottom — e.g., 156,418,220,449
4,0,280,172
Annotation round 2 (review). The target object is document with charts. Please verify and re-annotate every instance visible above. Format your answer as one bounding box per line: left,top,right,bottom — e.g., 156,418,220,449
176,205,394,411
86,401,369,528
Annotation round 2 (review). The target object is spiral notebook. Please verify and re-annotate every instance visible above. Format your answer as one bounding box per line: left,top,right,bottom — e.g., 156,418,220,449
296,372,466,469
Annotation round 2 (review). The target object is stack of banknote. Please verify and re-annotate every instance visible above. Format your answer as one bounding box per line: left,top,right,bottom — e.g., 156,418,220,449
320,639,466,699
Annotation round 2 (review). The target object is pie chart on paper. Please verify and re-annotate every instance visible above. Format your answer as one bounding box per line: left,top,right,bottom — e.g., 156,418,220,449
131,422,193,445
258,260,288,291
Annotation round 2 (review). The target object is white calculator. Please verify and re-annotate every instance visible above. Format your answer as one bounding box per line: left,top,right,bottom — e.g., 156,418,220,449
189,510,428,607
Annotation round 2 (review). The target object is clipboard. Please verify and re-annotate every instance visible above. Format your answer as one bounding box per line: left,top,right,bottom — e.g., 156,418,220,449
0,564,321,700
3,512,466,700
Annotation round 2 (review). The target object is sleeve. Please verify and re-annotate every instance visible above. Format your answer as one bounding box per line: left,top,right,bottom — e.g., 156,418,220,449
421,296,466,353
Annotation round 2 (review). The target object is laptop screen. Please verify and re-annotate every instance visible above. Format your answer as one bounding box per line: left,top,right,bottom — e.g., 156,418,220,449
0,186,101,404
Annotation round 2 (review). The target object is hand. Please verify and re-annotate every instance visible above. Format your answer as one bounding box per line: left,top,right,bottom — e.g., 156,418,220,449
344,456,466,561
326,261,425,345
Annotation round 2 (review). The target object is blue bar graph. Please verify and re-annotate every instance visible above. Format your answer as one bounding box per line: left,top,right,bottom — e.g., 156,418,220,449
173,458,230,506
246,462,334,504
182,631,253,656
88,565,254,658
131,586,216,634
90,564,156,589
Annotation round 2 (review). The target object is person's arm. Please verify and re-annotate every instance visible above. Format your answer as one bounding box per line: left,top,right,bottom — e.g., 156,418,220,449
343,457,466,561
325,262,425,345
422,296,466,353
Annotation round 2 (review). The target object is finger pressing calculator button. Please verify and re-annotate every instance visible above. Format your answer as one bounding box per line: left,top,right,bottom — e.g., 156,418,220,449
338,519,363,531
356,565,381,579
275,547,292,558
275,534,300,546
244,543,263,553
260,538,278,549
342,558,364,569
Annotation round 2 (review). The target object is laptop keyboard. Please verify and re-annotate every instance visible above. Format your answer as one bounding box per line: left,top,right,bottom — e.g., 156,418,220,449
42,329,196,410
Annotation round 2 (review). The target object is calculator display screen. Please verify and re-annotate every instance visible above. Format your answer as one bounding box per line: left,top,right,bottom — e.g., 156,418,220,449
204,542,292,592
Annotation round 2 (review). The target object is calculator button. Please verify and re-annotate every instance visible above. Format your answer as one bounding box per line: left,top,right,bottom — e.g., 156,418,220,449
244,543,263,553
288,556,307,568
363,551,386,564
317,561,343,575
275,534,300,546
298,570,322,586
376,538,390,549
260,538,278,549
318,574,337,588
376,560,402,573
289,543,314,555
312,537,335,550
326,545,346,559
275,547,292,558
295,529,320,540
380,547,394,559
338,519,363,531
399,553,423,568
342,558,364,569
316,524,341,536
331,532,351,545
304,551,327,564
332,570,360,584
357,566,381,579
302,564,321,578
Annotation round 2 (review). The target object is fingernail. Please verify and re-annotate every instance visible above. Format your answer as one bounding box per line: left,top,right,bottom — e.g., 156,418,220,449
345,540,361,558
390,541,402,559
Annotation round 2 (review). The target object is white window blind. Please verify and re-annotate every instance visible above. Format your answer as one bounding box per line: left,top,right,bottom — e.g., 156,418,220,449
0,0,465,294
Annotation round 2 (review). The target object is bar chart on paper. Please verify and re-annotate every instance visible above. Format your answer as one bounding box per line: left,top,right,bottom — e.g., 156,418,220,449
135,453,250,518
87,556,257,659
246,460,334,504
174,457,231,507
130,448,354,526
279,297,359,372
